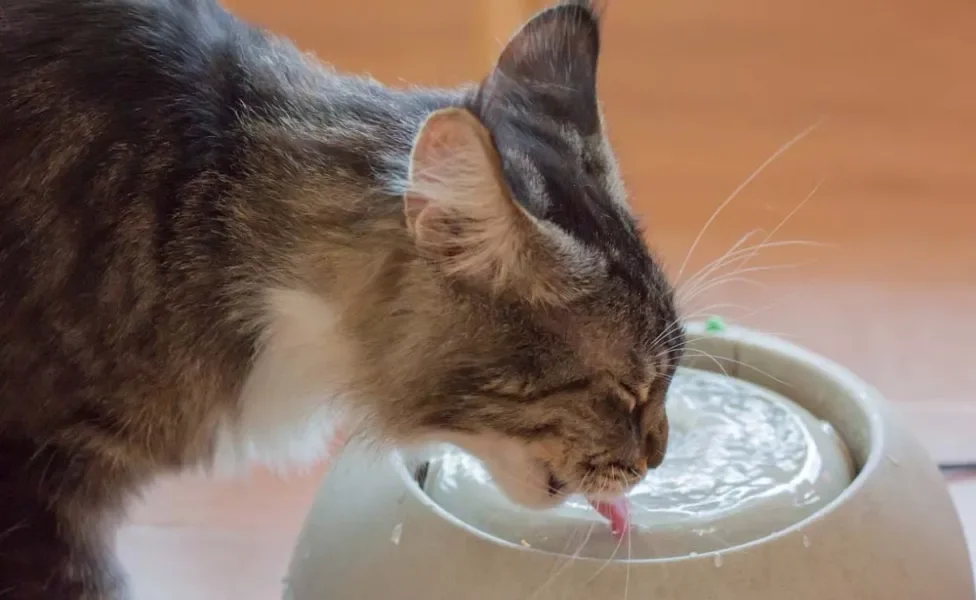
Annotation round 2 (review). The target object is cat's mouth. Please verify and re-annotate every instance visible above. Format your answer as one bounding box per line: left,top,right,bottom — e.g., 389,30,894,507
545,469,568,498
415,458,568,500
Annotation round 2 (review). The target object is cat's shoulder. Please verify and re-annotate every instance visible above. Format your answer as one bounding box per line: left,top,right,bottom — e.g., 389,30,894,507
0,0,244,56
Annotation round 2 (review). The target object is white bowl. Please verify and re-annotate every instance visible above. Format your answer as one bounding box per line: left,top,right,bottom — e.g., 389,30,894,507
284,323,975,600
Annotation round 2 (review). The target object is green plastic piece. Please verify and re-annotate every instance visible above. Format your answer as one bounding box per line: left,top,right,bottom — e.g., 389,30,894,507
705,315,727,333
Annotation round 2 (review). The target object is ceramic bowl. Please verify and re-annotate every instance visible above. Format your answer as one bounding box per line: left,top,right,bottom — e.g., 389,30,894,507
284,323,975,600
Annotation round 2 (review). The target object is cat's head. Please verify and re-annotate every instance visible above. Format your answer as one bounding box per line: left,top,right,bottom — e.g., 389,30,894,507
385,1,684,508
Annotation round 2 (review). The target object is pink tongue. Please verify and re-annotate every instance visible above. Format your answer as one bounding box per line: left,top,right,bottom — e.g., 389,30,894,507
589,497,631,537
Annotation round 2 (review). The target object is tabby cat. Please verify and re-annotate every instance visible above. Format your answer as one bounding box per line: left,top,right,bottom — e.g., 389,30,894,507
0,0,685,597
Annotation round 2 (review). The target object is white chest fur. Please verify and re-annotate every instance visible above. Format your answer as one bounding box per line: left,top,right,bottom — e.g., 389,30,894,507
211,288,353,475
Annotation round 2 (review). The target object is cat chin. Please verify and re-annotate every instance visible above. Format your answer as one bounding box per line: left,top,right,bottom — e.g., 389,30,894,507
438,433,564,510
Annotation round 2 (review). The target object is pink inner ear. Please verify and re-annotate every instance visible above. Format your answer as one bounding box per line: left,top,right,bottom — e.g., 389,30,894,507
403,192,429,230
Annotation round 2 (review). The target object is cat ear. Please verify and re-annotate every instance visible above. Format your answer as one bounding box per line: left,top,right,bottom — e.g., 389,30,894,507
404,107,598,304
404,107,536,292
481,1,603,133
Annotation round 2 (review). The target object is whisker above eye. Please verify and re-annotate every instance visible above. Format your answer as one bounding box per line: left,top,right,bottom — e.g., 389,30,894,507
673,119,825,282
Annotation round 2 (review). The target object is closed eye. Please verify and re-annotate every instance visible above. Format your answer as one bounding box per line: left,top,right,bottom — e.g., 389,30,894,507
613,379,647,411
618,382,640,402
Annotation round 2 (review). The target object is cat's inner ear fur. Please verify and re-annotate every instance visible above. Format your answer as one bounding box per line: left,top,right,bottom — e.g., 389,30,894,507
481,0,603,133
404,107,602,305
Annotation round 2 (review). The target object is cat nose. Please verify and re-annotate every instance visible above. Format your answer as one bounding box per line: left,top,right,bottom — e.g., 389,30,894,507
645,431,669,469
645,413,670,469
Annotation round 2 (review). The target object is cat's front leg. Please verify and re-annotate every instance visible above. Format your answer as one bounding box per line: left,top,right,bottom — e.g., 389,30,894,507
0,435,130,600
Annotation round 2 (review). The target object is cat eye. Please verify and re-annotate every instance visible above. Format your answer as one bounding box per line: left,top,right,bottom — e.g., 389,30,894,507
618,382,640,401
615,380,650,410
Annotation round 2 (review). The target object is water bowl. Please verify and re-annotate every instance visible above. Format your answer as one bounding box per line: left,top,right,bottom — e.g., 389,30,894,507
284,323,975,600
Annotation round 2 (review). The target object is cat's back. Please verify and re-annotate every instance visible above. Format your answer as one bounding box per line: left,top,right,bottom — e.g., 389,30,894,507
0,0,245,204
0,0,240,129
0,0,233,59
0,0,265,412
0,0,244,292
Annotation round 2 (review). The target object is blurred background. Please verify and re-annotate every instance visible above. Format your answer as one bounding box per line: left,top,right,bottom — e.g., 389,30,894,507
217,0,976,407
119,1,976,598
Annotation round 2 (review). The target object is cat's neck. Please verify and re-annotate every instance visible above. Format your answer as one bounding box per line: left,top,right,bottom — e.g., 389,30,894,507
230,65,468,309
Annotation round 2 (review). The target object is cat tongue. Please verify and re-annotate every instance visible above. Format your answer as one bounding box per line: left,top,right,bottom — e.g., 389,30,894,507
589,497,631,537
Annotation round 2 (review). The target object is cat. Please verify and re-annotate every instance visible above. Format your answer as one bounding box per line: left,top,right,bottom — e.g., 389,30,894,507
0,0,685,597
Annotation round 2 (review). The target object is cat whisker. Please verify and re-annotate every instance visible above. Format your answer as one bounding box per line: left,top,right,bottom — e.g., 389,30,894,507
649,302,757,352
678,239,827,302
675,227,764,286
543,520,588,587
677,348,794,389
676,227,766,293
679,177,829,305
672,348,733,379
679,261,816,307
668,302,761,327
625,521,633,600
525,521,596,600
724,177,828,276
680,259,809,300
649,315,689,350
678,177,830,336
683,289,806,330
680,267,780,303
674,119,826,283
582,477,630,586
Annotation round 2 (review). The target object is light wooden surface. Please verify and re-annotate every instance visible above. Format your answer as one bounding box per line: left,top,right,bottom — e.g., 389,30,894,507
120,0,976,598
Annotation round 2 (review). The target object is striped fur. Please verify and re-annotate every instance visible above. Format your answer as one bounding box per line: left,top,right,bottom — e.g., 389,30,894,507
0,0,683,597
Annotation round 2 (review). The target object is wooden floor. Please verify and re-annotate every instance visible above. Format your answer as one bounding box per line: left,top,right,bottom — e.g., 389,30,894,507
120,0,976,597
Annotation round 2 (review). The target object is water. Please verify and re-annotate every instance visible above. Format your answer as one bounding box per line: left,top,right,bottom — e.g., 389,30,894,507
625,369,826,516
420,367,854,559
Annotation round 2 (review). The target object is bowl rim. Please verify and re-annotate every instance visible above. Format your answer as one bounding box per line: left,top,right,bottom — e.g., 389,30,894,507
389,321,887,564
